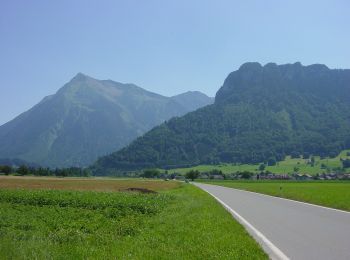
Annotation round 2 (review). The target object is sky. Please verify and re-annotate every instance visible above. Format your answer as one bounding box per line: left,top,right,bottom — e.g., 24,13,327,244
0,0,349,125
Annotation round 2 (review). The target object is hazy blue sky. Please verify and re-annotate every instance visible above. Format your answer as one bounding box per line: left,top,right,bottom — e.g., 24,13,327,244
1,0,349,125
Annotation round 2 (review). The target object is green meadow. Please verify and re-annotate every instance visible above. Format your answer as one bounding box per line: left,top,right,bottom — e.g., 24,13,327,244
198,180,350,211
0,178,266,259
169,150,350,175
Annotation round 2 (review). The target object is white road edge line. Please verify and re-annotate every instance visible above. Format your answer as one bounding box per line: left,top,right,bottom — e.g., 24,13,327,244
194,184,290,260
211,183,350,215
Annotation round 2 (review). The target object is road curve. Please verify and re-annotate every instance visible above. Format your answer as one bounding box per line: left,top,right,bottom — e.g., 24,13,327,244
194,182,350,260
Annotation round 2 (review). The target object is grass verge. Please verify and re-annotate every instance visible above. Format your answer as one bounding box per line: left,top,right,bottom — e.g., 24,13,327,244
198,180,350,211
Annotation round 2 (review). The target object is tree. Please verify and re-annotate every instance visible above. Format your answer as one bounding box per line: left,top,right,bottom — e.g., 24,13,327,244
303,152,310,159
17,165,29,176
267,158,276,166
209,169,223,176
342,159,350,168
259,163,266,171
241,171,253,179
311,156,315,166
291,151,300,159
0,165,12,175
142,169,160,178
185,170,200,181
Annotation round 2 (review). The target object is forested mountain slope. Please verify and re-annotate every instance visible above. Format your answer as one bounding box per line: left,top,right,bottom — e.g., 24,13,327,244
93,62,350,173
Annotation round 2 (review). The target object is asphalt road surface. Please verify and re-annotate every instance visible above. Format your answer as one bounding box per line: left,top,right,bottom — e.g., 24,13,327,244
194,182,350,260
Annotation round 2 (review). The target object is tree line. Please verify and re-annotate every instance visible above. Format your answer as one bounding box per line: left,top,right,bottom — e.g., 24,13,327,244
0,165,91,177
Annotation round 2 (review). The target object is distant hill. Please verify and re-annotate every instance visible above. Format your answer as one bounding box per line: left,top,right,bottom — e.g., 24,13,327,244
171,91,214,111
93,62,350,174
0,158,40,168
0,73,213,167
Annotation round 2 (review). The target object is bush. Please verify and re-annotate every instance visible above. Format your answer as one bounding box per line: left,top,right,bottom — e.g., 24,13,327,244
241,171,253,179
267,158,276,166
302,153,310,159
142,169,160,178
17,165,29,176
259,164,266,171
0,165,12,175
342,159,350,168
185,170,200,181
291,151,300,159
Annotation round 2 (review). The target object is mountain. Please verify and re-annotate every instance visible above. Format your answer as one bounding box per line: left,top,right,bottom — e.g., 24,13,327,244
93,62,350,174
0,158,40,168
171,91,214,111
0,73,213,167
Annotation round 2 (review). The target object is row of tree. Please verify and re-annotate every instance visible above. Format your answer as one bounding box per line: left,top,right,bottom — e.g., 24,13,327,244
0,165,91,177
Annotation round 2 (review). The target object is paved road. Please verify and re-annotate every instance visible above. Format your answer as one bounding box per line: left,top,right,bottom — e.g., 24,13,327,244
194,182,350,260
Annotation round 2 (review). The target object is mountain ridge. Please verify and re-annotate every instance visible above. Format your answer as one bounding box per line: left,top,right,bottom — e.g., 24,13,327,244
0,73,213,167
93,62,350,174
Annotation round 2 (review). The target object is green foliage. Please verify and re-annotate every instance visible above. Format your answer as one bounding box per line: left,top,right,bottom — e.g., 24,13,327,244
185,170,200,181
342,159,350,168
240,171,254,179
142,169,160,178
7,166,91,177
303,152,310,159
95,63,350,172
169,150,350,175
0,189,168,215
0,165,12,175
259,164,266,171
0,185,266,259
209,169,223,176
267,158,277,166
17,165,29,176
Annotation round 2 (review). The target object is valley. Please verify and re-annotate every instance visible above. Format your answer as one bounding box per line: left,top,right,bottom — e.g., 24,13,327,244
2,2,349,259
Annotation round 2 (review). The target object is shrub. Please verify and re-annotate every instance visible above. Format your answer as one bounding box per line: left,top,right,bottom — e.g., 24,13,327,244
142,169,160,178
342,159,350,168
267,158,276,166
185,170,200,181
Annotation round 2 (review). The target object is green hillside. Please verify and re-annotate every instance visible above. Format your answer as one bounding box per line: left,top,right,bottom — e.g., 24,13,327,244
0,73,213,167
168,150,350,175
93,62,350,174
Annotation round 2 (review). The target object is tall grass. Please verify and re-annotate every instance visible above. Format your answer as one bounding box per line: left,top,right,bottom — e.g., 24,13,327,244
0,184,267,259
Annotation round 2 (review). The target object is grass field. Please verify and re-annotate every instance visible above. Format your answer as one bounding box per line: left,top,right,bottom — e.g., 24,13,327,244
198,180,350,211
169,150,350,175
0,177,267,259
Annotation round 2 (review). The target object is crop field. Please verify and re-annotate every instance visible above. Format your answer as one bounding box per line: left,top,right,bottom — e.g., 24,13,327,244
0,177,266,259
170,150,350,175
0,176,179,191
198,180,350,211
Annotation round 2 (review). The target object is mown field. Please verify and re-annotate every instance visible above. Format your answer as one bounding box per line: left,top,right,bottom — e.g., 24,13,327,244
169,150,350,175
0,177,267,259
198,180,350,211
